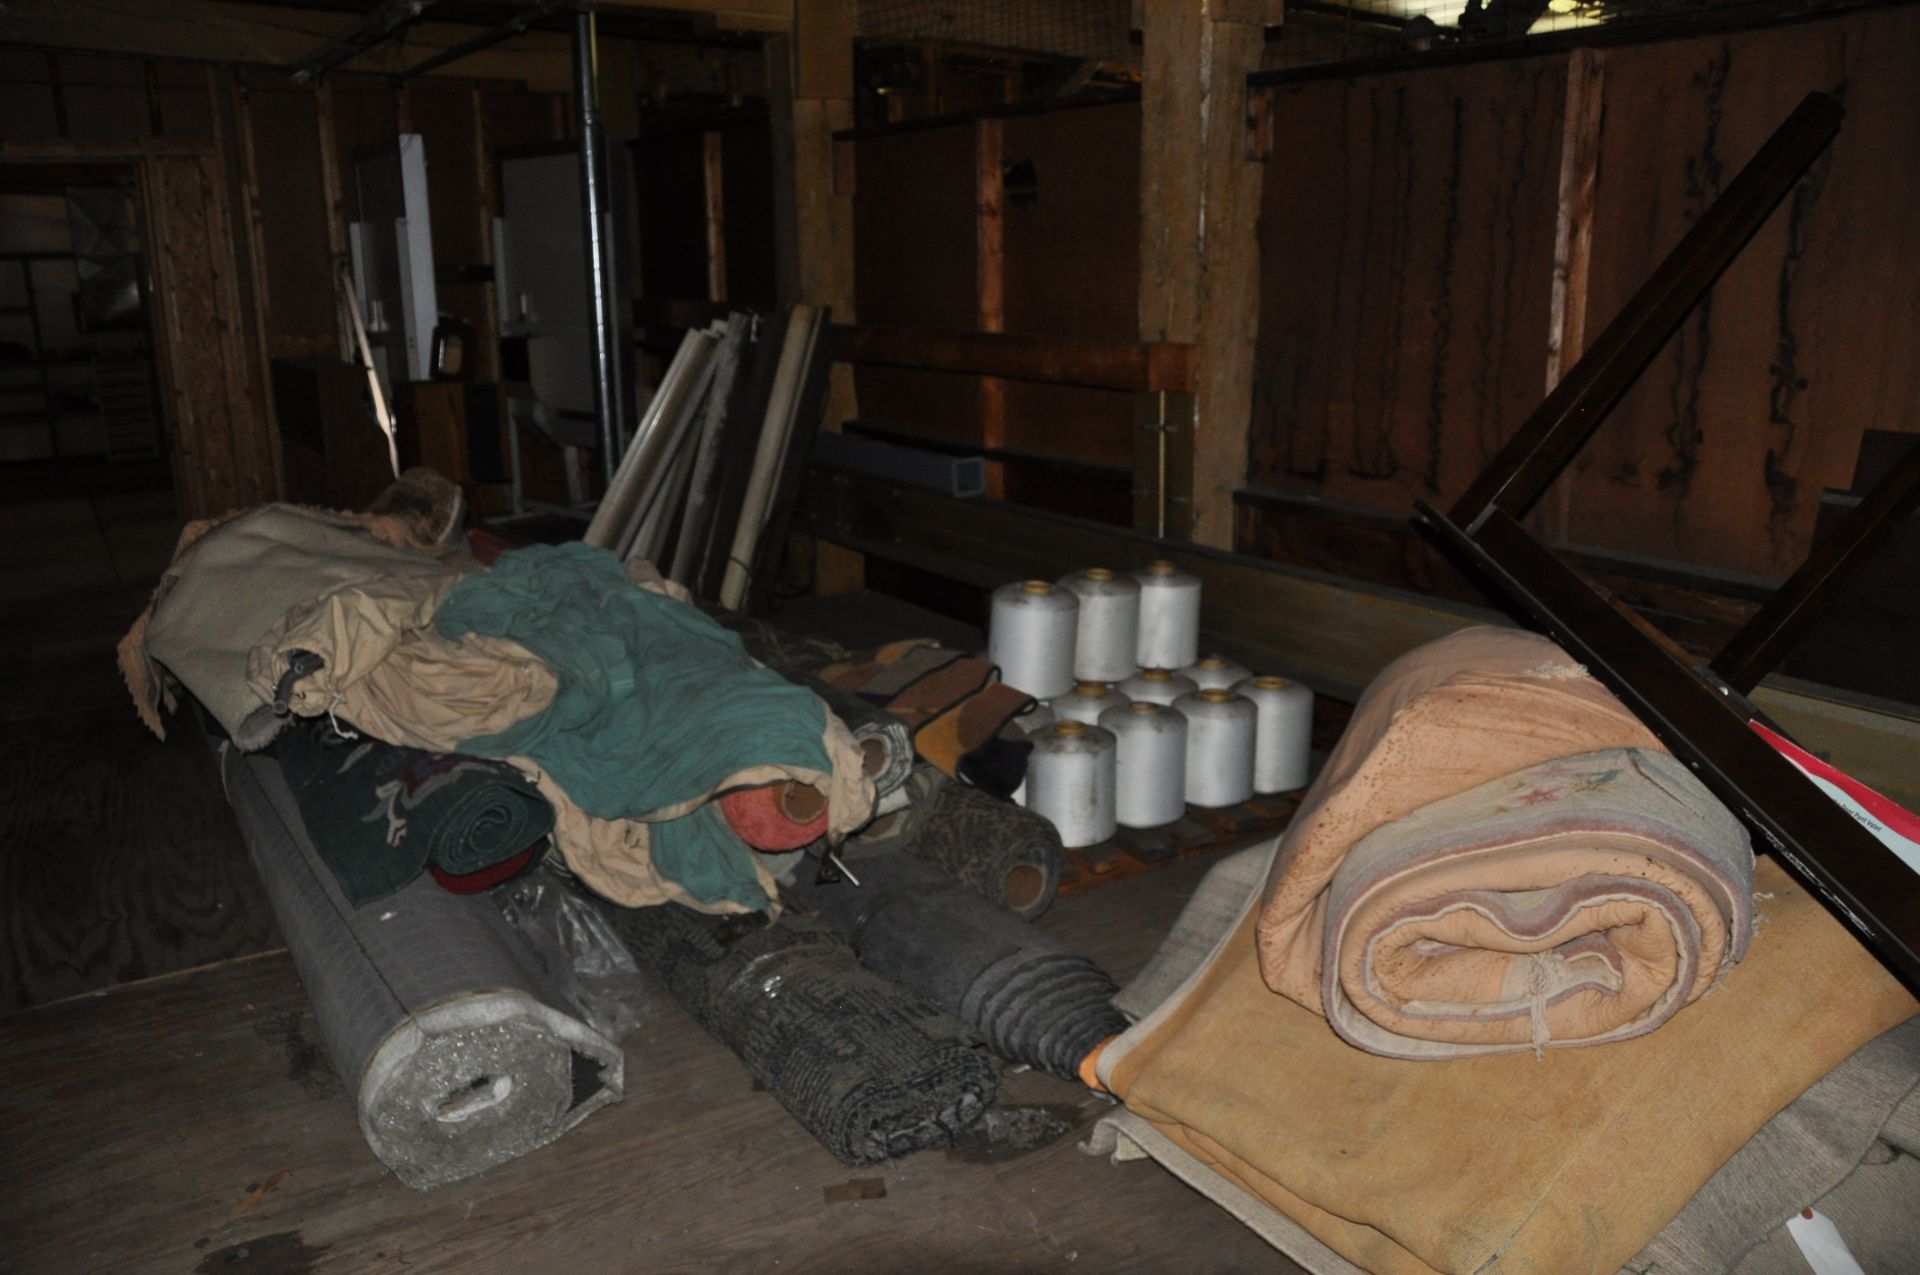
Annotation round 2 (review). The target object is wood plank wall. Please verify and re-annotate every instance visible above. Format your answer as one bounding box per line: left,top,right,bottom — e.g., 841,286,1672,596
0,50,571,509
1239,4,1920,589
847,99,1143,524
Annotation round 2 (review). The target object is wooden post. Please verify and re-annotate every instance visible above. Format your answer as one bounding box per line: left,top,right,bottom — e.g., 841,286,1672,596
775,0,863,595
313,81,353,363
1543,48,1606,543
1138,0,1269,547
226,70,285,497
976,117,1006,499
703,129,727,302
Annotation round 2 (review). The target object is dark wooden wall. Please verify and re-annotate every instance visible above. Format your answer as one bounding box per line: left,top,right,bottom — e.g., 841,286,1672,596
847,99,1142,523
1240,4,1920,587
0,50,572,511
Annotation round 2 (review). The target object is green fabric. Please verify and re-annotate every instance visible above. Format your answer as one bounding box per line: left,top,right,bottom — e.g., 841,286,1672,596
434,542,833,909
273,715,553,906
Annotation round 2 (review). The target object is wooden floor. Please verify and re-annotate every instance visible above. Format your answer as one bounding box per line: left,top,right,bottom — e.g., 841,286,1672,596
0,854,1297,1274
0,501,1299,1274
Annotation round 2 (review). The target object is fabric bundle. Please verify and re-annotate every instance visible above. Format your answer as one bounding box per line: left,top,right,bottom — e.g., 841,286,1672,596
784,851,1127,1080
600,899,996,1165
846,765,1065,920
273,714,553,905
1089,628,1919,1274
242,538,873,913
1253,626,1754,1058
222,746,624,1190
822,641,1036,798
1094,841,1919,1274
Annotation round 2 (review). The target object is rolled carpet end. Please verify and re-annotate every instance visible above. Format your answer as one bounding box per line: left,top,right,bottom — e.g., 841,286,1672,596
718,781,832,850
596,898,997,1165
784,852,1129,1081
846,766,1066,921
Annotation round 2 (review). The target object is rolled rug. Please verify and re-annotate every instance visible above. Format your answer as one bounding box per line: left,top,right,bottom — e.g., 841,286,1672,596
599,899,997,1165
844,766,1065,920
220,747,623,1190
1318,746,1754,1059
783,852,1127,1081
800,673,915,799
272,714,554,905
1254,627,1756,1059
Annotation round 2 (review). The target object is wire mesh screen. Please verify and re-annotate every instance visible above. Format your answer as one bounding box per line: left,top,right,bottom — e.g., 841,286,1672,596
854,0,1137,62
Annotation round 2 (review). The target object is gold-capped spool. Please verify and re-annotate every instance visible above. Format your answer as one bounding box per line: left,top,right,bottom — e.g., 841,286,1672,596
1084,567,1114,581
1143,560,1178,575
1198,657,1229,670
1140,668,1172,682
1019,580,1052,595
1074,681,1109,696
1128,701,1160,715
1254,675,1290,690
1198,688,1234,704
1055,720,1088,737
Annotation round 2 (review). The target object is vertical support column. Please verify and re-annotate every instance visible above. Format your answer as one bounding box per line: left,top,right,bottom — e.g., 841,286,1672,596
573,8,624,485
1542,48,1606,543
1138,0,1268,547
774,0,863,594
703,129,727,302
976,116,1007,499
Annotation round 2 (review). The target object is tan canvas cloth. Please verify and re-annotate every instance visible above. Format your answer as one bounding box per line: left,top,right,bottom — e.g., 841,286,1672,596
1100,855,1918,1275
121,504,459,745
245,571,872,913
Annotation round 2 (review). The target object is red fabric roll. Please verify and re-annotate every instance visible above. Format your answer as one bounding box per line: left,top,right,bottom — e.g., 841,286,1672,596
718,783,830,851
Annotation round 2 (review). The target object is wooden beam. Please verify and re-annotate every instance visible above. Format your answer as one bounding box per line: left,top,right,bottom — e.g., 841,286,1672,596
1138,0,1266,547
703,130,727,303
835,326,1198,393
800,469,1920,804
977,117,1007,499
312,80,352,362
4,0,578,92
778,0,862,595
1542,48,1606,544
227,72,285,495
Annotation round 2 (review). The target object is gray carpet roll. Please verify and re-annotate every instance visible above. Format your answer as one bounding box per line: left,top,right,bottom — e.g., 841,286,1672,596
783,852,1127,1081
599,899,996,1165
802,673,915,798
220,746,624,1189
844,766,1066,920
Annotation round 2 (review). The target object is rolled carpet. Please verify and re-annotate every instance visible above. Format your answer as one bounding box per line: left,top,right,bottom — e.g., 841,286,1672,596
273,713,554,905
845,765,1065,920
801,673,914,799
783,852,1127,1081
599,899,997,1165
1320,746,1753,1059
221,746,623,1189
1253,626,1755,1059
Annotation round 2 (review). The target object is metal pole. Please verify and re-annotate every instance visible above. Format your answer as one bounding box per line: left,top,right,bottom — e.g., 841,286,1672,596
574,7,623,483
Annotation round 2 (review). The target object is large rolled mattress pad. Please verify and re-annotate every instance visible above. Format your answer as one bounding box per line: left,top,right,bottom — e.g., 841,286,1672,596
221,747,623,1188
1252,626,1757,1059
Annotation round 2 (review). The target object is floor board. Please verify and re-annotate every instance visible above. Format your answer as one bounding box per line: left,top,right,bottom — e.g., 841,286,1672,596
0,855,1299,1275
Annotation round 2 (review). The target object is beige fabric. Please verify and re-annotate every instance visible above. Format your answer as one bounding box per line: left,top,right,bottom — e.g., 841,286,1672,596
120,499,453,737
246,570,873,912
1103,855,1918,1275
120,504,458,744
1318,747,1753,1058
1256,627,1664,1012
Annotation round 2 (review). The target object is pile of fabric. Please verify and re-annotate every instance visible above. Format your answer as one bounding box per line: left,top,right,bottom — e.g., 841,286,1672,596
124,502,875,913
1087,627,1920,1272
125,491,1125,1179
